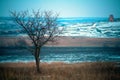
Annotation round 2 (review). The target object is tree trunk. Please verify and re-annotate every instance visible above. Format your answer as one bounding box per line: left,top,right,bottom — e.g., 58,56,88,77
35,47,41,73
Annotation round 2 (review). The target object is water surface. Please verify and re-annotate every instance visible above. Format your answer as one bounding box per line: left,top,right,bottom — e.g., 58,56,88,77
0,47,120,63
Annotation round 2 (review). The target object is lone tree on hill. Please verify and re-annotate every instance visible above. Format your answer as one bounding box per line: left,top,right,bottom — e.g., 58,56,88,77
11,10,61,73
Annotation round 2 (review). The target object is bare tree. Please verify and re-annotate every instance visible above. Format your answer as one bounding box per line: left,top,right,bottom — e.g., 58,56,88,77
10,10,61,73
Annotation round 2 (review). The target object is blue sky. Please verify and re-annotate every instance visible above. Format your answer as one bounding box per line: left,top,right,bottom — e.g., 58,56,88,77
0,0,120,17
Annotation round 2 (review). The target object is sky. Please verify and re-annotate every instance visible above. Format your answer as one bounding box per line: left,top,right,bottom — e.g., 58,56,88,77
0,0,120,17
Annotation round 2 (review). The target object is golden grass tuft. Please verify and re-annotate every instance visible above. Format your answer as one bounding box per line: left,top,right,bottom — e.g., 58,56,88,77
0,62,120,80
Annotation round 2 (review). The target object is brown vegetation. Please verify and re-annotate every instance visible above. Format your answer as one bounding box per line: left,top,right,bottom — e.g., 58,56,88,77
0,62,120,80
0,37,120,47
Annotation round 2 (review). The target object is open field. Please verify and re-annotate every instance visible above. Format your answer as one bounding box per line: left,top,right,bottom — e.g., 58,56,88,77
0,37,120,80
0,62,120,80
0,36,120,47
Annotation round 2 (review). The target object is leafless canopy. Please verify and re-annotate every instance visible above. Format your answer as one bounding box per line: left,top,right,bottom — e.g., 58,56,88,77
11,10,60,47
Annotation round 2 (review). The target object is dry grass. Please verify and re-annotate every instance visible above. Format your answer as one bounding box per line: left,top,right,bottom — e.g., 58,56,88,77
0,62,120,80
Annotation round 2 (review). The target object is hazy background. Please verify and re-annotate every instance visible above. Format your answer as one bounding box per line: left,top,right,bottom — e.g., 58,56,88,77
0,0,120,17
